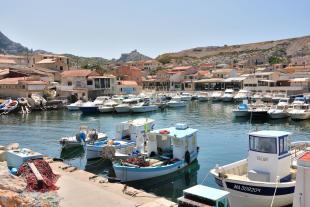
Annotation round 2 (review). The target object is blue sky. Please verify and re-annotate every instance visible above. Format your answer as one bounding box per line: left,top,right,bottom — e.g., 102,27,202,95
1,0,309,59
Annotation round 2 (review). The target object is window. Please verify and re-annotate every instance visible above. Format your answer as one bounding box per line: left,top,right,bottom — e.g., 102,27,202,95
279,136,289,155
87,80,93,86
94,79,100,88
68,81,72,86
249,136,277,154
60,66,63,71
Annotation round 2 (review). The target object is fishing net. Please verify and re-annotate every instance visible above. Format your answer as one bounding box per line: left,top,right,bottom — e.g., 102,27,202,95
17,159,59,193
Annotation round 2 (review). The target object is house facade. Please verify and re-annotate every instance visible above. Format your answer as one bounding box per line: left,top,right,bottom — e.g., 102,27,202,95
30,54,70,72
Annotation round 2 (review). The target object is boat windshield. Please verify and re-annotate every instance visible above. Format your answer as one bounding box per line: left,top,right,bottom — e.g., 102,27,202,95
249,136,277,154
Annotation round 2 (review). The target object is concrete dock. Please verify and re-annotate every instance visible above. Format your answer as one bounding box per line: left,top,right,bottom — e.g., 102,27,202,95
49,159,177,207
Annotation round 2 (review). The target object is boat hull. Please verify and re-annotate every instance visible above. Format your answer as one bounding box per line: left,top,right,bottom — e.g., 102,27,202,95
268,111,289,119
290,112,310,120
212,176,294,207
167,102,186,107
131,106,158,113
233,110,249,117
79,106,98,114
222,96,234,102
115,106,131,113
98,107,114,113
114,152,198,182
67,105,80,111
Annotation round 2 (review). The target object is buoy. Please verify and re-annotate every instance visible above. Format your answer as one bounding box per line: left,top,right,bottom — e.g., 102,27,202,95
159,129,170,134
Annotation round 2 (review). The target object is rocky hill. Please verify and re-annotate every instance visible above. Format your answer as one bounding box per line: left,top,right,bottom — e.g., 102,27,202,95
0,31,29,54
157,35,310,66
117,49,152,62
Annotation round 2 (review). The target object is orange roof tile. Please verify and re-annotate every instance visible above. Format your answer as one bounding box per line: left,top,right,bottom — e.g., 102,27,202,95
36,58,56,64
119,80,138,86
0,77,26,84
61,70,99,77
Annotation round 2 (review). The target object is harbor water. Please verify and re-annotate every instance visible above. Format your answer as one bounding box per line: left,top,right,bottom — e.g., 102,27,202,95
0,101,309,202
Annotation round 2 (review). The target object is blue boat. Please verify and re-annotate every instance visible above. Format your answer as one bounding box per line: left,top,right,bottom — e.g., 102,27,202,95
79,101,98,114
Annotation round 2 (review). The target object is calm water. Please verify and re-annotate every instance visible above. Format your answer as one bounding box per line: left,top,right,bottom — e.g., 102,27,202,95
1,102,309,201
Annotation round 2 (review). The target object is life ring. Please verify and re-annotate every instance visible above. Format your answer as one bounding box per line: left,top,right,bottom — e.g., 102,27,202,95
185,151,190,164
159,130,170,134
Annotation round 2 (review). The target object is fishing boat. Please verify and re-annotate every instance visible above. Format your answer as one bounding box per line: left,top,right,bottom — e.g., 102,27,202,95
67,100,83,111
233,101,249,117
59,126,107,149
211,130,309,207
267,98,290,119
289,103,310,120
86,118,155,160
0,99,18,114
131,101,158,113
211,91,223,101
98,100,118,113
221,89,234,102
167,96,186,108
31,94,47,108
113,123,199,182
234,89,250,102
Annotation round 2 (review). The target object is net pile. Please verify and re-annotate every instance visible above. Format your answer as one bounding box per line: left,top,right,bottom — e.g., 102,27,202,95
17,160,59,193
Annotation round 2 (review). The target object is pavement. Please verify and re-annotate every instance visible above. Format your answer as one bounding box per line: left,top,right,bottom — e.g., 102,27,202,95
48,159,176,207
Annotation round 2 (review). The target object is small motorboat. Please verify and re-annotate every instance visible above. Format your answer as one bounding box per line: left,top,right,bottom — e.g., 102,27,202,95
167,96,186,108
115,103,131,113
131,101,158,113
113,123,199,182
268,98,290,119
0,99,18,114
234,89,250,102
233,102,249,117
79,101,99,114
59,126,107,149
221,89,234,102
251,92,263,102
98,100,118,113
210,91,223,101
67,100,83,111
262,92,273,102
86,118,155,160
289,103,310,120
31,94,47,107
179,92,192,101
197,92,209,102
272,93,287,104
248,103,270,118
211,130,310,207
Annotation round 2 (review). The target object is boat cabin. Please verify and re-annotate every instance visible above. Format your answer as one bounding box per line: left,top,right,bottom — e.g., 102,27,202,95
248,130,291,182
115,118,155,151
178,184,230,207
147,123,198,162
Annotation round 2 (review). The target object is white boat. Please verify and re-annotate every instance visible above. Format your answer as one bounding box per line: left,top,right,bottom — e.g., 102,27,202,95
67,100,83,111
248,102,270,118
251,92,263,102
234,90,250,102
93,96,109,105
268,98,290,119
98,100,118,113
233,101,249,117
167,96,186,108
86,118,155,160
211,91,223,101
197,92,209,102
272,93,287,104
113,123,199,182
221,89,234,102
289,103,310,120
0,99,18,114
262,93,273,102
115,98,141,113
31,94,47,107
211,130,307,207
79,101,98,114
59,126,107,149
180,92,192,101
131,102,158,113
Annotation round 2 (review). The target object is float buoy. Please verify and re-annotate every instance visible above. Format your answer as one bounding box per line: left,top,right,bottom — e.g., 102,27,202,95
159,129,170,134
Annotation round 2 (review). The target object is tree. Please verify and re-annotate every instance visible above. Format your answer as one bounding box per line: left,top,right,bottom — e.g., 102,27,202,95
268,56,282,65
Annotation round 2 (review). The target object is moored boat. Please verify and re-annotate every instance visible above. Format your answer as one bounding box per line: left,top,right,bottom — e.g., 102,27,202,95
113,123,199,182
233,101,249,117
211,91,223,101
167,96,186,108
289,103,310,120
267,98,290,119
234,89,250,102
222,89,234,102
67,100,83,111
79,101,99,114
131,101,158,113
210,130,308,207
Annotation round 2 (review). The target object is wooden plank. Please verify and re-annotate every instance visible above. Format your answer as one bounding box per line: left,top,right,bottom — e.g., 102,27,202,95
28,162,43,181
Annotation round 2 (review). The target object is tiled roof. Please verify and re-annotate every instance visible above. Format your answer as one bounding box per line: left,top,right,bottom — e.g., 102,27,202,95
0,77,47,85
61,69,98,77
119,80,138,86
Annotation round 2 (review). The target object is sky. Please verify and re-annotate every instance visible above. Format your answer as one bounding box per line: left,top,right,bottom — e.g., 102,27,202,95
1,0,310,59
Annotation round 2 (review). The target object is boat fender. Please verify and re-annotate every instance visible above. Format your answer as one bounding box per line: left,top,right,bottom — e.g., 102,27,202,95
185,151,190,164
159,130,170,134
